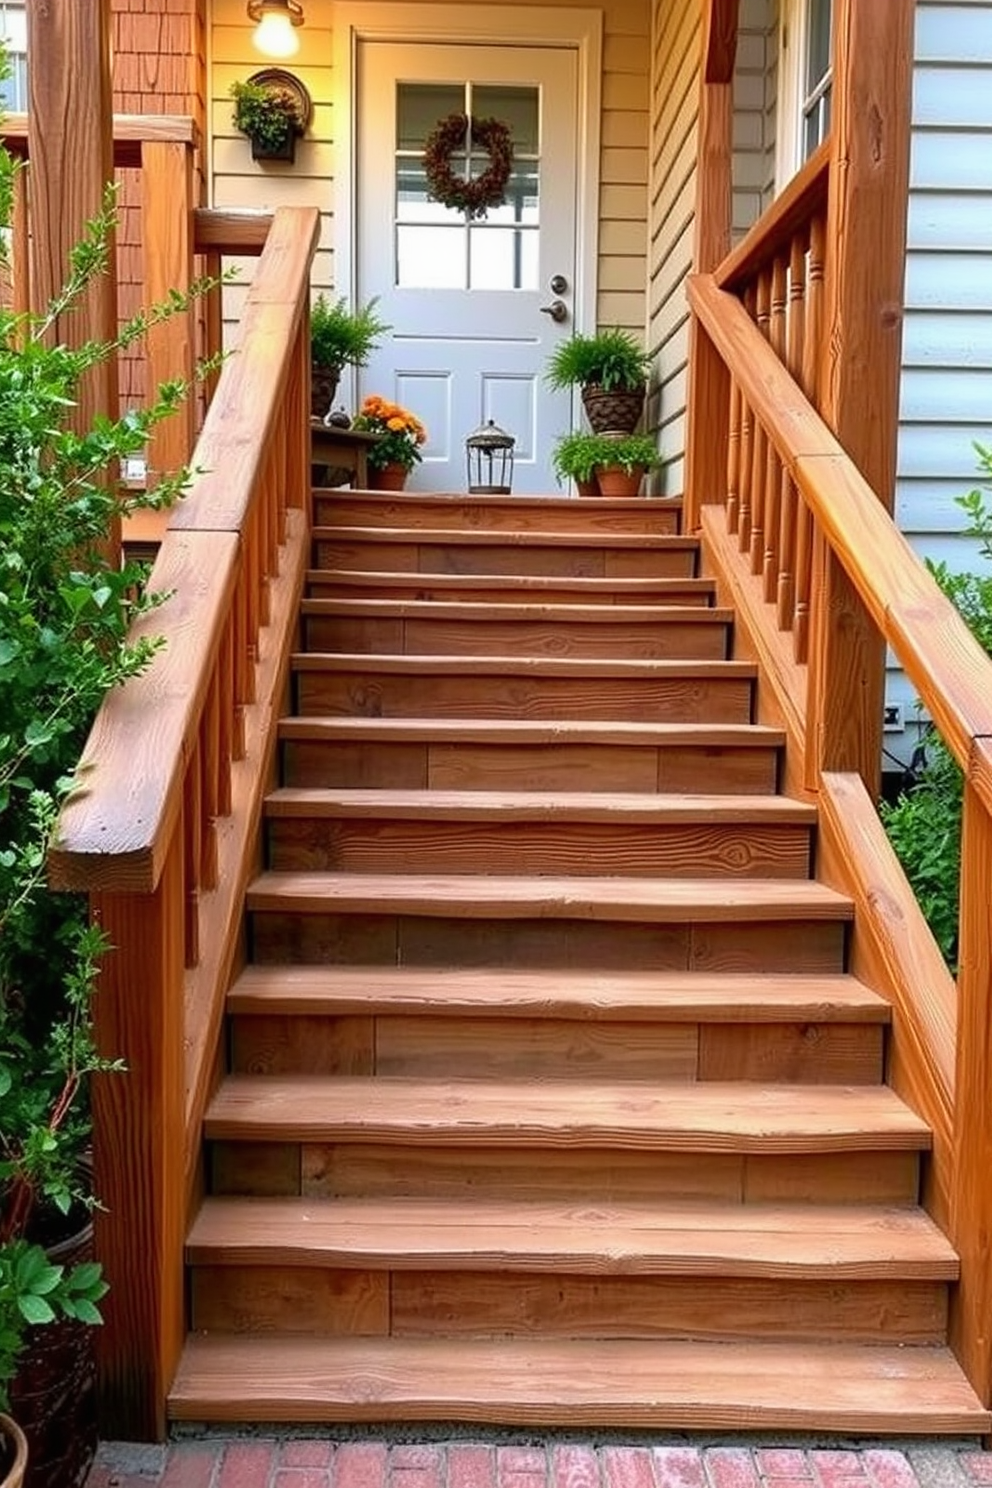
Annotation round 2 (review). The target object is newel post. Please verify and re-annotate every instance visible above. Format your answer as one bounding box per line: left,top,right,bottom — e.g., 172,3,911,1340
682,0,736,532
804,0,913,792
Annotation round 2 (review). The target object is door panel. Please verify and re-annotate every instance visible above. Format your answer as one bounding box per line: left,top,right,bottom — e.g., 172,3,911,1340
357,42,578,493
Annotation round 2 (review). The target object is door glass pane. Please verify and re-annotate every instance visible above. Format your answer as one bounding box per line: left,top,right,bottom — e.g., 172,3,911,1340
394,80,540,288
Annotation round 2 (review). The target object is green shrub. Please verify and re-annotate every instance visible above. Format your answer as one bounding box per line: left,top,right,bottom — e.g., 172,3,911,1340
881,443,992,969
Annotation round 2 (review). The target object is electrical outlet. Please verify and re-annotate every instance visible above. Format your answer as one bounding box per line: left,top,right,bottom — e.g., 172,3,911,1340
883,704,903,731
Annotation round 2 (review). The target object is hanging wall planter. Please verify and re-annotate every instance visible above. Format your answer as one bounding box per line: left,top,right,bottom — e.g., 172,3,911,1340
230,69,312,163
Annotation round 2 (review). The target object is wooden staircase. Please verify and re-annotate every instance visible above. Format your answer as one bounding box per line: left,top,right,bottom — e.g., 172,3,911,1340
169,489,988,1434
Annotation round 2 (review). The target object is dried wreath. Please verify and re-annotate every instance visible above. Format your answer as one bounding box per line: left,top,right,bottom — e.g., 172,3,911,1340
422,113,513,219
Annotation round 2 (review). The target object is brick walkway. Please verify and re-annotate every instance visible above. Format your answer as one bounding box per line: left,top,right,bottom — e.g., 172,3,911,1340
84,1439,992,1488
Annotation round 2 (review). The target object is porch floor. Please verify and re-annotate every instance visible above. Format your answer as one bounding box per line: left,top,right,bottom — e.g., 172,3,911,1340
84,1434,990,1488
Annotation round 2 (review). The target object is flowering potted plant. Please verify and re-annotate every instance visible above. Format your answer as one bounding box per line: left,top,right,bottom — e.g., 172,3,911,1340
351,396,427,490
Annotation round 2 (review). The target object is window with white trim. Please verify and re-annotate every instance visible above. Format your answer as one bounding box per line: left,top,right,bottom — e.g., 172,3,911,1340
0,3,27,113
775,0,833,187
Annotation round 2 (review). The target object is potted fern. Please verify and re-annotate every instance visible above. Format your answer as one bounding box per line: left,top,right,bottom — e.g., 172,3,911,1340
546,328,652,434
310,294,390,420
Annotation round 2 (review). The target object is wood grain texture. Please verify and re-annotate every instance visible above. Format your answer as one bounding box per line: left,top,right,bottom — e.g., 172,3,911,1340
142,139,195,488
167,1334,989,1431
313,493,682,536
306,571,712,605
204,1076,929,1152
187,1196,957,1279
716,144,829,292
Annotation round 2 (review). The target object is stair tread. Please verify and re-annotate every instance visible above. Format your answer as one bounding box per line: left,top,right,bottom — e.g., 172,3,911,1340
312,525,698,549
319,494,683,513
168,1335,989,1431
204,1076,929,1150
188,1196,957,1276
246,871,852,921
227,966,891,1021
264,788,816,823
278,717,784,746
300,598,732,623
309,571,714,595
292,653,756,677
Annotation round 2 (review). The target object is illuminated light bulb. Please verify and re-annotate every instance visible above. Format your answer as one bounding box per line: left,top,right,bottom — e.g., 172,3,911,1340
247,1,303,59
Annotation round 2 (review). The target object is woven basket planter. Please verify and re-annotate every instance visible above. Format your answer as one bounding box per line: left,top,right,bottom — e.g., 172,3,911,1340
0,1416,27,1488
581,383,645,434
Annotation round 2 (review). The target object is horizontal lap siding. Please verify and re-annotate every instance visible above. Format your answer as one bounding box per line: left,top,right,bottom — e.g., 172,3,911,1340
209,0,651,349
886,0,992,740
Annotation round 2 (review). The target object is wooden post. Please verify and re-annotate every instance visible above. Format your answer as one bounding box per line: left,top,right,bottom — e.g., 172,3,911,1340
683,0,736,530
28,0,119,563
950,751,992,1407
804,0,913,791
91,832,187,1441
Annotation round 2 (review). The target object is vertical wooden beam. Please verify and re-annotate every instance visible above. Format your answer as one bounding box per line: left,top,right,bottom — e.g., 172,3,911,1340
28,0,119,561
950,755,992,1408
804,0,914,790
683,0,736,529
91,832,186,1441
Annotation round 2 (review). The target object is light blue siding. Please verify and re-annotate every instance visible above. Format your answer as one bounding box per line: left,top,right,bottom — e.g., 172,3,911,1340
889,0,992,759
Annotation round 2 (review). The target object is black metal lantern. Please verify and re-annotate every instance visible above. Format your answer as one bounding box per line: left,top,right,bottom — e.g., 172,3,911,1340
465,419,515,494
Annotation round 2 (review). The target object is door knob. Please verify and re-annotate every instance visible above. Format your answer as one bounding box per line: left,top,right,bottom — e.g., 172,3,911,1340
540,299,568,323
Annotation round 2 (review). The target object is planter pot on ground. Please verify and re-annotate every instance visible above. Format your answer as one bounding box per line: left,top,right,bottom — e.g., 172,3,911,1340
595,463,645,498
581,383,646,434
368,462,409,491
0,1415,28,1488
9,1213,97,1488
575,476,600,498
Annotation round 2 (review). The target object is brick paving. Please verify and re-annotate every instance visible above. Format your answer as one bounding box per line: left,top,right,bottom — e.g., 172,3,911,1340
84,1439,992,1488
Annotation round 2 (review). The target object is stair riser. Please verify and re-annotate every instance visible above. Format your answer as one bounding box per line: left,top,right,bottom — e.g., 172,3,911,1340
294,672,755,724
189,1266,946,1345
264,818,814,880
312,498,681,535
229,1013,884,1084
280,739,780,794
314,540,697,579
307,578,713,606
302,614,731,661
249,913,847,974
210,1141,921,1208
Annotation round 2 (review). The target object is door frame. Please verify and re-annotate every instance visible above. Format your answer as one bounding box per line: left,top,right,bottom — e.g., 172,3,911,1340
333,3,603,344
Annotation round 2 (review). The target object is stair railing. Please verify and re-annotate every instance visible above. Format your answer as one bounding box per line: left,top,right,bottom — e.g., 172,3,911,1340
687,266,992,1412
48,204,320,1440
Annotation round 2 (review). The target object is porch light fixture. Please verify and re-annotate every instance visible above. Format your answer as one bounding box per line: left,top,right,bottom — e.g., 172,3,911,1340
466,419,516,494
247,0,304,58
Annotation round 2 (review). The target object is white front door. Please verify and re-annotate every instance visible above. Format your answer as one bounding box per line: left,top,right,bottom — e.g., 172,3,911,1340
356,42,579,493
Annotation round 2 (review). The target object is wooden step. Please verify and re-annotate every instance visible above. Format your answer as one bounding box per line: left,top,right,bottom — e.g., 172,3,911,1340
263,789,816,879
227,966,888,1084
168,1334,991,1432
312,492,682,535
278,717,783,793
186,1198,954,1344
307,570,716,606
187,1196,954,1276
299,599,733,660
247,871,852,973
292,655,756,723
313,527,699,579
204,1076,927,1151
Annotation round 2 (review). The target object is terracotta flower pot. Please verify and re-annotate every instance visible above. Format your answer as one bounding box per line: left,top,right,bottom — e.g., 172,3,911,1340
574,476,600,499
595,463,645,497
0,1414,28,1488
368,462,409,492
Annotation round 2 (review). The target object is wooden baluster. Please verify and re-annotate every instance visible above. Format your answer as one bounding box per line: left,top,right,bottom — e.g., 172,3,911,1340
182,744,202,970
142,139,195,488
201,249,224,413
793,212,825,656
777,231,807,631
744,273,770,566
219,616,238,786
12,161,29,323
258,451,274,629
736,285,756,550
761,255,788,600
286,316,311,516
726,379,742,533
244,504,260,702
269,414,285,570
200,673,220,892
951,765,992,1408
233,569,249,757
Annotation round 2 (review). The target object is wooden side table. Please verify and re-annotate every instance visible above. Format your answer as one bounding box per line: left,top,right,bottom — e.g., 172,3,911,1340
310,422,384,488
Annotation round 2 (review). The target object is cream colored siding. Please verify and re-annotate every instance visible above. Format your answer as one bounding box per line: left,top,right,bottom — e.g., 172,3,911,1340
647,0,700,495
210,0,650,345
734,0,777,234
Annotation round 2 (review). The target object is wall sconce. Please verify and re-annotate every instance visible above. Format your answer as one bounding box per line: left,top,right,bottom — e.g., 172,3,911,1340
247,0,304,58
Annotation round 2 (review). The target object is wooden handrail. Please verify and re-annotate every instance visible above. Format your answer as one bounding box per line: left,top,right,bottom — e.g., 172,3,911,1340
1,112,198,167
689,271,992,809
715,141,830,291
193,208,273,255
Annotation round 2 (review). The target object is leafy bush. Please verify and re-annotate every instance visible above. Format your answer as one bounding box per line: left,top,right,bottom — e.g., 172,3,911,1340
881,444,992,969
0,160,213,1400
